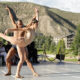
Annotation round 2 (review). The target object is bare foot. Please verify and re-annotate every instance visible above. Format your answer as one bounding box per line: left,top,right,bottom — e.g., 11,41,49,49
5,72,11,76
33,72,39,77
78,62,80,64
15,75,24,78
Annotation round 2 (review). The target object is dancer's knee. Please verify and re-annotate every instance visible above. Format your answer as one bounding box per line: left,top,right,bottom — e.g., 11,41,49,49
6,57,11,63
24,55,29,62
19,58,24,64
25,58,30,63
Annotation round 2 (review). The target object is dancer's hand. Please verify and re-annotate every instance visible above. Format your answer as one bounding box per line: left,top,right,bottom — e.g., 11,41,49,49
4,29,8,35
35,8,39,12
5,6,9,10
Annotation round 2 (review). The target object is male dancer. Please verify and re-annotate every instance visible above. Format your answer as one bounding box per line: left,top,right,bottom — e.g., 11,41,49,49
5,6,19,76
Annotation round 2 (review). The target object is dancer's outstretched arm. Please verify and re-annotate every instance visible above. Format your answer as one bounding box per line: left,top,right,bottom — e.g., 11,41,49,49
5,6,18,28
4,28,22,34
25,8,39,30
34,8,39,21
4,28,30,35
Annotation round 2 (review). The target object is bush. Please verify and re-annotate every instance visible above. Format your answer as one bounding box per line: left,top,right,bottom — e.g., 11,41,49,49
56,39,65,55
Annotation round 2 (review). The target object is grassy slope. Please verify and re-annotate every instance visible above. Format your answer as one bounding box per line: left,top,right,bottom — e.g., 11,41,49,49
0,2,80,37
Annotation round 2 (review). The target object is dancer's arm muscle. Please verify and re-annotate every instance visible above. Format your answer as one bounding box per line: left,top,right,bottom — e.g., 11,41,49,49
5,27,31,34
6,6,18,28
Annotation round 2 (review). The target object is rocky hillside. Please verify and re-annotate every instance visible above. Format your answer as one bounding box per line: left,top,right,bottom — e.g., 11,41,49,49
0,2,80,38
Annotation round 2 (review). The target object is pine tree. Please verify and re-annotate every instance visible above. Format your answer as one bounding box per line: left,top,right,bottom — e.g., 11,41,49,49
72,25,80,55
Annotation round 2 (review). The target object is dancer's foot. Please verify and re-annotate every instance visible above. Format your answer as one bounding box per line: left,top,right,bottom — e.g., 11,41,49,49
33,72,39,77
78,62,80,64
5,72,11,76
15,75,24,78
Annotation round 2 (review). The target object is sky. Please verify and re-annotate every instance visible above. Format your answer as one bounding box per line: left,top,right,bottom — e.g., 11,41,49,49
0,0,80,13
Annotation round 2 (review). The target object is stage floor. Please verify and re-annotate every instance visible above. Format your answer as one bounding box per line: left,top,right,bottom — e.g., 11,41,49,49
0,62,80,80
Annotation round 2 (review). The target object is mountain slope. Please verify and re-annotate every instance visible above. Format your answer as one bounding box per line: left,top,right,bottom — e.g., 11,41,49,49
0,2,80,38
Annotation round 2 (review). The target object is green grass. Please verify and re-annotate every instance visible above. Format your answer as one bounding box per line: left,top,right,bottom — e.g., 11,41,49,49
38,51,43,54
38,50,55,54
38,51,78,62
37,50,78,62
38,57,78,62
64,58,77,62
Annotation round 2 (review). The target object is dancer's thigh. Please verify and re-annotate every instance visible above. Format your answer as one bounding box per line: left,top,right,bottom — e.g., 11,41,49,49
6,47,17,60
23,48,29,60
16,46,24,60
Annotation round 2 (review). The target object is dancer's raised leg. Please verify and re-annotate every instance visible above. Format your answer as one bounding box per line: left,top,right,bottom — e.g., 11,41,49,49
0,33,16,45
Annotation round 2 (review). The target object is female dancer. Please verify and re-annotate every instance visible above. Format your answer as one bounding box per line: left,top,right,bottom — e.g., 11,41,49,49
0,8,39,78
